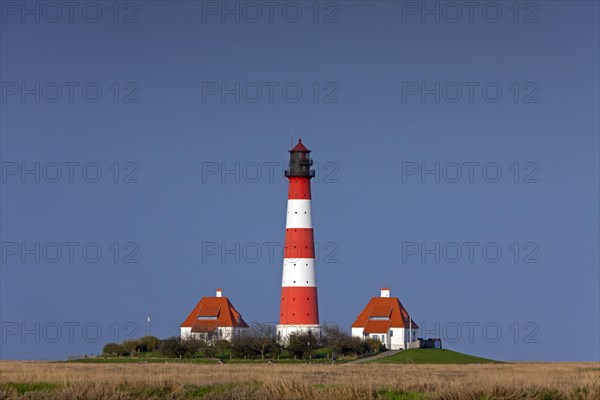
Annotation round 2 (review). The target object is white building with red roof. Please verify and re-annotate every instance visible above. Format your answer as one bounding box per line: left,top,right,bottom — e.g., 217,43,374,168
351,288,419,350
180,288,249,341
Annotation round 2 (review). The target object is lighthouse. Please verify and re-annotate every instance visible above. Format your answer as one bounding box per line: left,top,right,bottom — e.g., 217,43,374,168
276,139,321,341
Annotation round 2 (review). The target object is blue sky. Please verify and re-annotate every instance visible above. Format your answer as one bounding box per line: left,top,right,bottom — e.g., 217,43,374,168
1,1,598,361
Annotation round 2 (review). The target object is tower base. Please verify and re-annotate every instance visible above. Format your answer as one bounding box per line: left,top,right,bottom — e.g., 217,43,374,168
276,324,321,344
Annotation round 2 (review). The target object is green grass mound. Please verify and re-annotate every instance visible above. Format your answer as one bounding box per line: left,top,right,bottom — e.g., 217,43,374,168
373,348,496,364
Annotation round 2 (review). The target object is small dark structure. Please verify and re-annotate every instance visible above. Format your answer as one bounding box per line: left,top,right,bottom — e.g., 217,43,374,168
412,338,442,349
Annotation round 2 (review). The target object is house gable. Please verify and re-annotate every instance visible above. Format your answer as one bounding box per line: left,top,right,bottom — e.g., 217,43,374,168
180,291,249,331
351,293,418,329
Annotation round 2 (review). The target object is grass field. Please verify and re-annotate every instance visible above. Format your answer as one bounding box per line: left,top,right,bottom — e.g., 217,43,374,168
68,356,337,364
68,346,341,364
371,349,497,364
1,360,598,399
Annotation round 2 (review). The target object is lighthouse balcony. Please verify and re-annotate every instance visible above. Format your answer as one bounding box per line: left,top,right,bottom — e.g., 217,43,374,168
285,169,315,178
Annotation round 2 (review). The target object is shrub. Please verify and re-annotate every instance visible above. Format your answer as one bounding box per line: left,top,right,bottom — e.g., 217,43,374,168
158,337,187,358
214,339,230,358
230,333,255,358
365,338,383,353
138,336,160,352
286,332,317,359
102,343,127,357
123,339,140,356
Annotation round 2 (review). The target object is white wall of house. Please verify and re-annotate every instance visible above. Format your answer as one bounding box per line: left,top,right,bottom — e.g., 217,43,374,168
180,326,246,341
180,327,192,339
404,328,419,349
351,327,364,339
352,327,420,350
369,332,391,349
389,328,402,350
352,327,393,349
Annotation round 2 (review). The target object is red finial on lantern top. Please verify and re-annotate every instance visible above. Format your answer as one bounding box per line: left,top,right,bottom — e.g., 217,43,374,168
290,138,310,153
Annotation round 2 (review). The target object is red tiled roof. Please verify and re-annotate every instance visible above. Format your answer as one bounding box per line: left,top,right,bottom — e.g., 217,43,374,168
180,296,249,329
370,306,392,317
190,320,218,333
197,305,220,317
291,139,310,152
351,296,419,329
363,320,391,334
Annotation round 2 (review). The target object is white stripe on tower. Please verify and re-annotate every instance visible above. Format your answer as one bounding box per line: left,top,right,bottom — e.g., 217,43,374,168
285,199,312,229
282,198,316,287
281,258,316,286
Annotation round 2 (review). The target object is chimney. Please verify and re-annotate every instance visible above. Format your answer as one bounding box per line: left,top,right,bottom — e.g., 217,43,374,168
216,288,223,297
380,287,390,298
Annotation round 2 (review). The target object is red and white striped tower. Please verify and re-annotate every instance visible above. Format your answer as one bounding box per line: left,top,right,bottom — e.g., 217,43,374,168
277,139,321,341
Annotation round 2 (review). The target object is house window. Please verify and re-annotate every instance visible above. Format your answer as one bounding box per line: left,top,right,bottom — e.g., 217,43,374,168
390,330,393,337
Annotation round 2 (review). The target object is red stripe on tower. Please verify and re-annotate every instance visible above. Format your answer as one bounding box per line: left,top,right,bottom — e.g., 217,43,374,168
277,139,321,341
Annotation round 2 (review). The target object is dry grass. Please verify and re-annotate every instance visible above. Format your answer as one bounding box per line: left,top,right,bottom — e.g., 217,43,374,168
0,361,598,399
